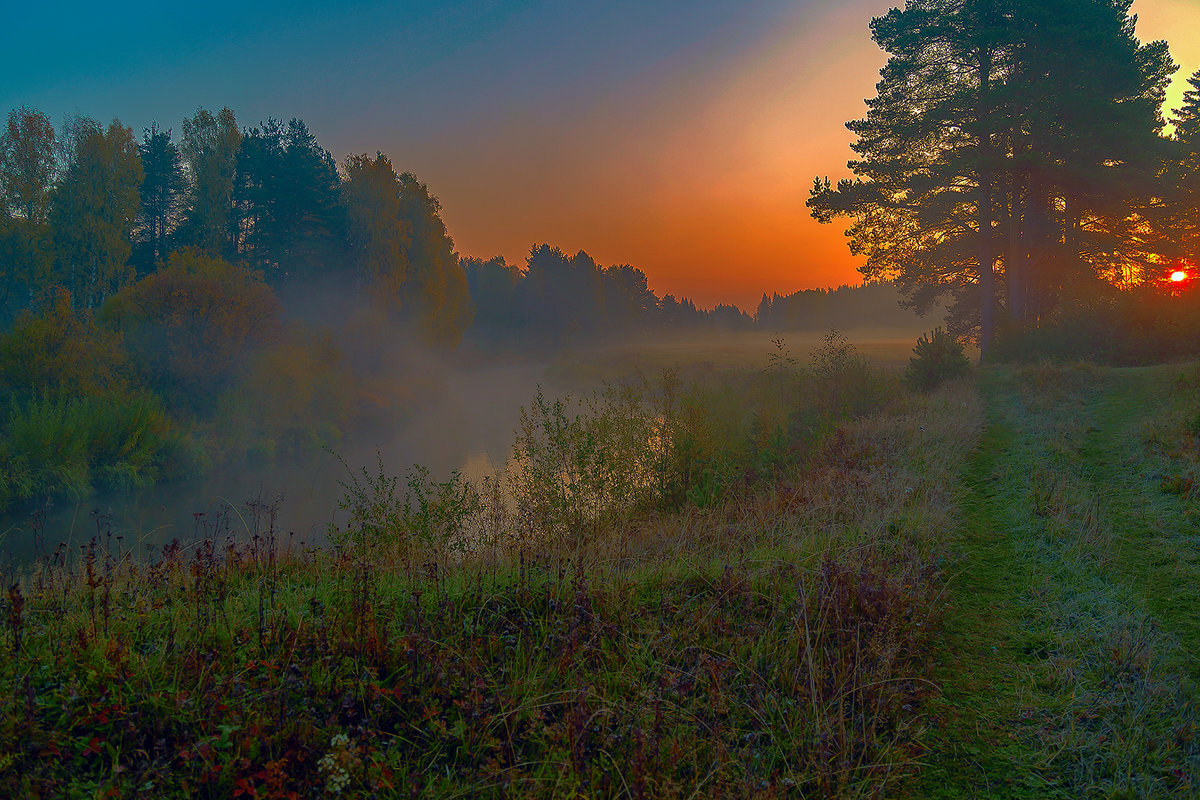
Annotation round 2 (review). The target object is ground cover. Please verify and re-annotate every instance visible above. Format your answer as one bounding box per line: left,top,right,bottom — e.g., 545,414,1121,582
911,363,1200,799
0,353,978,798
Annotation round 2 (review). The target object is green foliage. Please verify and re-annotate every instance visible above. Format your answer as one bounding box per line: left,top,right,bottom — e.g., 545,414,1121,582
0,287,132,401
50,116,144,308
0,391,190,511
329,453,481,553
905,328,970,390
0,106,56,223
176,107,240,256
0,546,941,799
0,347,971,798
133,123,185,273
233,117,343,279
101,249,280,411
509,381,660,541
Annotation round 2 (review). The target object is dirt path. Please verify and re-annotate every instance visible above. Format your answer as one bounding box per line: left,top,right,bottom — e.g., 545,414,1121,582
909,364,1200,799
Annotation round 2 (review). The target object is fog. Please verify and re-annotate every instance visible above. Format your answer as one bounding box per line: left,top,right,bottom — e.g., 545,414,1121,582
0,300,934,569
0,344,558,567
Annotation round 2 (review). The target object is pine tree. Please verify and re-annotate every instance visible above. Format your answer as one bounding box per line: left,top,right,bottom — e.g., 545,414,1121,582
134,123,185,274
809,0,1011,353
233,117,343,282
1161,68,1200,273
810,0,1173,353
1002,0,1173,318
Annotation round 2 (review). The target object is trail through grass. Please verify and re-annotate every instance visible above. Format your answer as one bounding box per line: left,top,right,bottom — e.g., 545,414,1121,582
913,364,1200,798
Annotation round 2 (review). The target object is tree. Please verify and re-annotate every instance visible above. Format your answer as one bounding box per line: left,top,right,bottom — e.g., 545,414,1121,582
518,244,605,339
0,286,132,400
133,123,185,274
461,255,523,335
394,172,473,345
0,106,57,223
602,263,657,331
234,117,343,281
177,107,241,257
101,249,280,411
338,154,472,344
1159,67,1200,275
341,151,408,292
1001,0,1173,319
51,116,144,309
809,0,1010,353
810,0,1173,355
0,107,57,314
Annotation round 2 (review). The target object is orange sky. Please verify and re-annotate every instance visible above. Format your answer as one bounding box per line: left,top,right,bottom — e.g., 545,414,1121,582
422,0,1200,310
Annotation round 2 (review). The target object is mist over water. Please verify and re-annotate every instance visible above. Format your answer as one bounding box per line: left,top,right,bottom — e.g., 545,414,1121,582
0,313,931,570
0,357,557,567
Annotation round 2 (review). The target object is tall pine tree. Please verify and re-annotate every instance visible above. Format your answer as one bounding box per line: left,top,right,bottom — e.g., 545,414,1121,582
810,0,1173,354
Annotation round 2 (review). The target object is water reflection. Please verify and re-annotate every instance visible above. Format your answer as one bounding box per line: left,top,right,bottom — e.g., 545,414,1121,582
0,362,548,568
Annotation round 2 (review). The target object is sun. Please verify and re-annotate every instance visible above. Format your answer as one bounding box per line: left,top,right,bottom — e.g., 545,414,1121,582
1171,270,1188,283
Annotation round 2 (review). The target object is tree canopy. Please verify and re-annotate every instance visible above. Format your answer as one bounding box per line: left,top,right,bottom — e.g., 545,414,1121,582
809,0,1176,355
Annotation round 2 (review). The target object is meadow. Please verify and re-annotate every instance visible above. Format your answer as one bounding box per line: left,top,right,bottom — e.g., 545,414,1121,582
0,332,1197,798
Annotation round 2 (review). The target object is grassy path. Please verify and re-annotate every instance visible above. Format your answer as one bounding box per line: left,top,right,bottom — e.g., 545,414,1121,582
909,364,1200,799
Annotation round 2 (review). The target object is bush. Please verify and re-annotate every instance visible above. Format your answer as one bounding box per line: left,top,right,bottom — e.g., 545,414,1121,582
0,287,133,401
905,328,970,390
0,392,193,511
101,249,281,412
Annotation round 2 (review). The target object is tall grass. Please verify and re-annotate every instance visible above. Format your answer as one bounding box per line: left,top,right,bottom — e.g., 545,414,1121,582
0,337,979,798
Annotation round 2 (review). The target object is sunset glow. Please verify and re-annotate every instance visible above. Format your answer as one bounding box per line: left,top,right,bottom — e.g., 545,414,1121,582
2,0,1198,309
1171,270,1189,282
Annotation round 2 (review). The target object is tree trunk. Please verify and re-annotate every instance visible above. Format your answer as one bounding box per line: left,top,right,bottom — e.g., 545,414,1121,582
1007,165,1027,324
977,41,996,360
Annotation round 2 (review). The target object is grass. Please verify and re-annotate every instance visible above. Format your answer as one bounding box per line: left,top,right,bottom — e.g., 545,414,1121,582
6,344,1200,797
0,338,979,798
910,362,1200,799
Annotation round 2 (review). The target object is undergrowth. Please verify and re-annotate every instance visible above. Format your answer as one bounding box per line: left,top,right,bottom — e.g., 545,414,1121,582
0,337,979,798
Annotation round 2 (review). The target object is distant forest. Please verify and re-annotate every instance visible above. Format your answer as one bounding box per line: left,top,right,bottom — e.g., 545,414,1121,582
0,105,915,349
0,103,918,513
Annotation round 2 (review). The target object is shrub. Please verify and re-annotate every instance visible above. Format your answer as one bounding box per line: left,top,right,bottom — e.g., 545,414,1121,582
905,328,970,390
0,287,133,401
329,453,481,553
0,392,193,511
101,249,281,412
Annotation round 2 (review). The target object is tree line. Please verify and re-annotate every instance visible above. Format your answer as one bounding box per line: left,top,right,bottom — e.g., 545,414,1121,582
809,0,1200,356
1,104,848,348
0,107,471,344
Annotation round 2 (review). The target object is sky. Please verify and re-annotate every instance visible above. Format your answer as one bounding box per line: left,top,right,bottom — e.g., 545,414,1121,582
3,0,1199,310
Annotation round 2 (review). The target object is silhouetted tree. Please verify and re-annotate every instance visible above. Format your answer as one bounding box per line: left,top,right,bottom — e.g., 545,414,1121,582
395,172,473,345
1159,67,1200,276
519,245,606,338
810,0,1173,354
602,263,657,331
133,123,185,274
1001,0,1173,320
234,118,342,280
462,255,523,335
